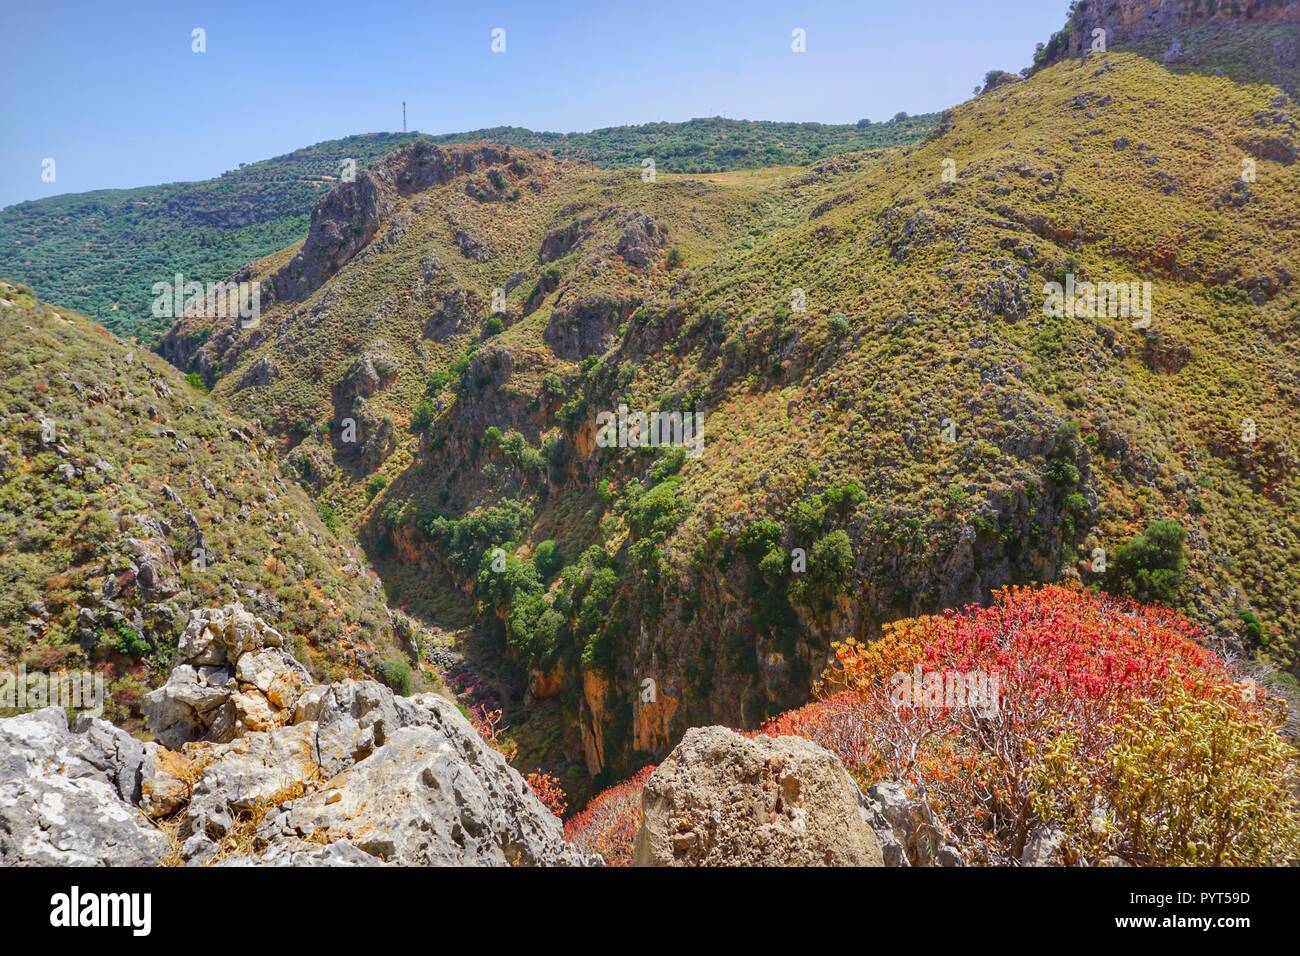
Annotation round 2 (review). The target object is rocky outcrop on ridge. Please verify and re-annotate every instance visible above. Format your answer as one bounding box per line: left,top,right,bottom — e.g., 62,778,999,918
142,604,312,748
269,143,524,304
1040,0,1300,89
1064,0,1299,59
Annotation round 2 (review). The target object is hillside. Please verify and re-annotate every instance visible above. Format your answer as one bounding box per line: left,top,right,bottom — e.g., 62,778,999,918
0,0,1297,877
161,34,1300,800
0,134,421,343
0,280,417,731
0,118,935,345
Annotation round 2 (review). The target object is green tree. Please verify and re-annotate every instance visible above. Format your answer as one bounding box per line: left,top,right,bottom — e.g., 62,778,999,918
533,539,563,580
1108,519,1186,605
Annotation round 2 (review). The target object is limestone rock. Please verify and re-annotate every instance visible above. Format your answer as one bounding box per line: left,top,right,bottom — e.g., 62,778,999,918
339,352,398,402
1021,822,1067,867
143,604,307,748
180,721,320,863
259,692,595,866
219,837,386,866
543,294,632,359
615,211,666,269
423,287,484,340
69,712,147,803
142,663,236,749
294,679,403,776
10,605,596,868
1043,0,1300,69
866,781,965,866
284,439,336,494
238,355,281,390
139,742,191,818
633,726,884,867
0,708,167,866
235,647,312,711
539,216,594,263
175,603,284,666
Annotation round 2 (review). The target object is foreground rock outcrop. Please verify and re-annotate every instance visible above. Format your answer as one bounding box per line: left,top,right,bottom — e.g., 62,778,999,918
633,726,885,866
0,604,595,867
0,709,167,866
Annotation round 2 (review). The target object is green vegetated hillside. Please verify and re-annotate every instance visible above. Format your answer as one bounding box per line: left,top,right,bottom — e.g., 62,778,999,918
0,279,418,728
162,47,1298,797
0,118,935,346
0,133,420,343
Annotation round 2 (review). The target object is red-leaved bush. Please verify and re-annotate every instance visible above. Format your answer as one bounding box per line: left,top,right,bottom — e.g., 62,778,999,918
563,765,656,866
761,584,1298,865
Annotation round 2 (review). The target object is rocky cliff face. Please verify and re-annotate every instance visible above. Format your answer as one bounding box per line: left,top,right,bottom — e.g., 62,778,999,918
269,143,529,306
1043,0,1300,87
1068,0,1298,52
159,142,540,390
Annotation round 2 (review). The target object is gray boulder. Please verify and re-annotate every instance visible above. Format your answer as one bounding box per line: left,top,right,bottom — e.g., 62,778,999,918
0,708,168,866
258,691,594,866
866,781,965,866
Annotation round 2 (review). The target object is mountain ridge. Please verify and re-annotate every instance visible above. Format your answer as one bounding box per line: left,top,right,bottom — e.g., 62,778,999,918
0,117,937,343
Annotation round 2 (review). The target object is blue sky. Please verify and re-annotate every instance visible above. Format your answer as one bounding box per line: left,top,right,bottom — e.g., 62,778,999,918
0,0,1068,208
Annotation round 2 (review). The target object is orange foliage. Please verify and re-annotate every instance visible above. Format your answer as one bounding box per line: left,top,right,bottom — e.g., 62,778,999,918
563,765,656,866
525,771,567,818
469,705,517,762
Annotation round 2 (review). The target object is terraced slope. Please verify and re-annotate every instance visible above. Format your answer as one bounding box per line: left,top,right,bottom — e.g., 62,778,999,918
0,280,415,728
161,48,1299,794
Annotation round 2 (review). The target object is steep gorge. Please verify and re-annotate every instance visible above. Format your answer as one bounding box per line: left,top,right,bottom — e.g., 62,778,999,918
157,11,1300,795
